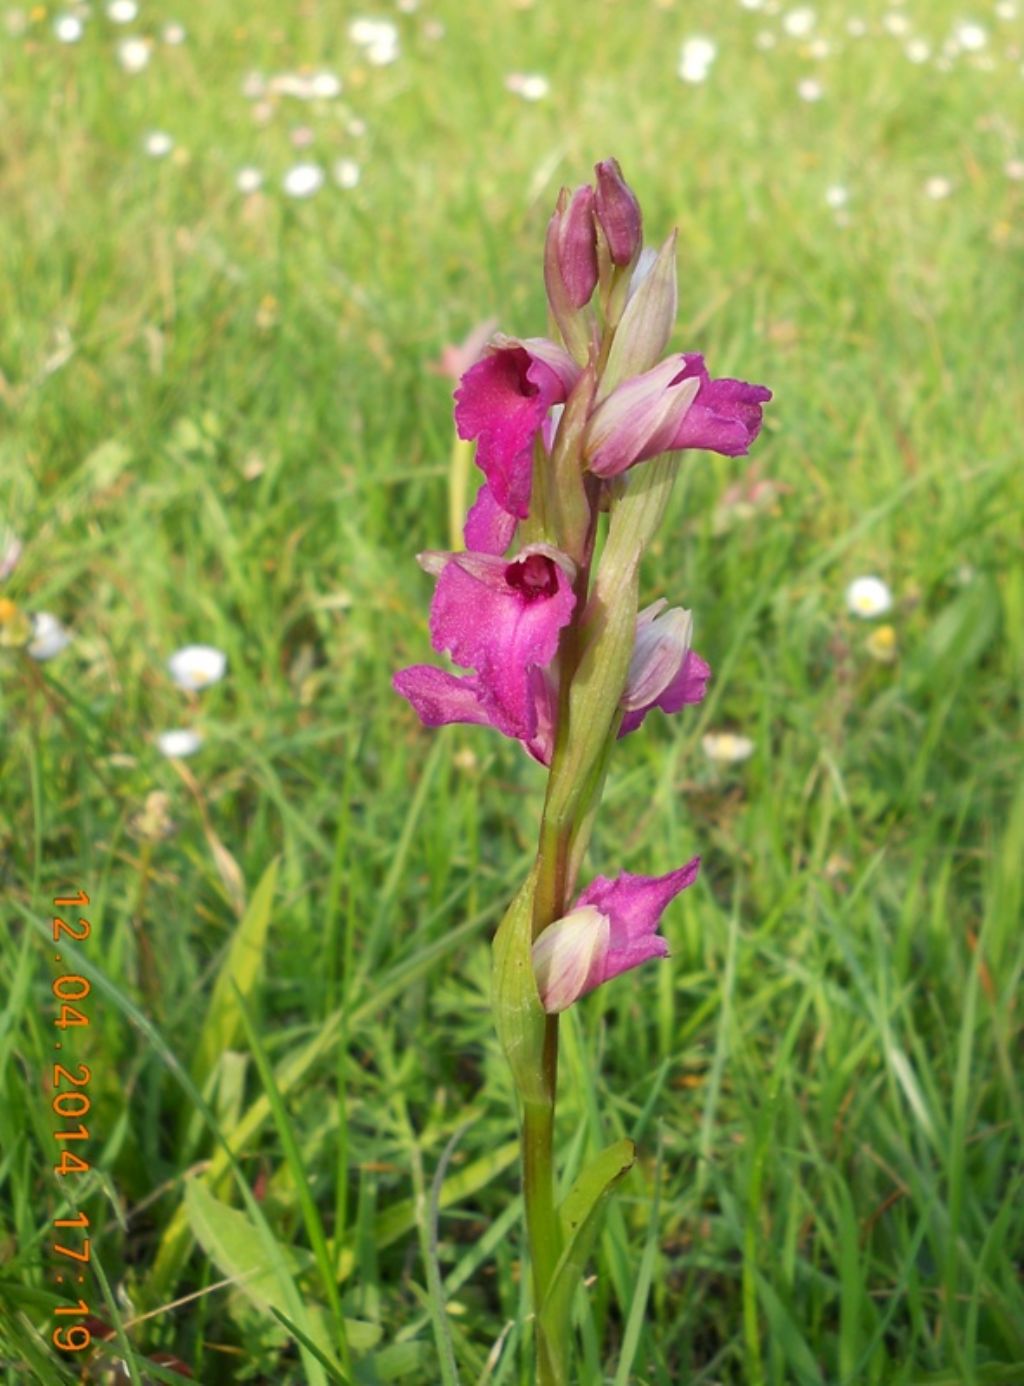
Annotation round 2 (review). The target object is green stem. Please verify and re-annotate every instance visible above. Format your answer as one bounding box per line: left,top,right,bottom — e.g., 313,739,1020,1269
522,1016,565,1386
448,436,473,551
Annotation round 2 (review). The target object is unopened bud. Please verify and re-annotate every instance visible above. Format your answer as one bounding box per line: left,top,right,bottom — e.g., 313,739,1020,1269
532,905,610,1012
556,185,598,308
594,158,643,267
544,188,595,363
622,602,693,709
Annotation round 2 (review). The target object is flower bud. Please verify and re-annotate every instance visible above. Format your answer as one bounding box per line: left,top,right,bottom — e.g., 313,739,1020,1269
555,185,598,308
621,601,693,710
594,158,643,266
544,187,596,362
584,355,699,477
532,905,610,1013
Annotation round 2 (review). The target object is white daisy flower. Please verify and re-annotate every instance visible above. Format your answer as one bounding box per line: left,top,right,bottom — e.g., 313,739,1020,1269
282,162,325,198
740,0,765,9
106,0,137,22
156,728,203,758
504,71,549,100
28,612,72,661
366,36,399,64
954,20,987,50
825,183,849,207
144,130,173,157
162,22,186,44
882,12,910,36
905,38,931,62
702,732,756,765
995,1,1017,18
1005,158,1024,181
55,14,85,42
349,19,400,64
333,157,361,188
117,36,150,72
167,644,227,690
845,575,893,618
783,6,816,37
310,70,342,98
349,17,398,47
797,76,824,100
808,36,831,58
924,175,953,199
679,35,717,82
236,166,264,194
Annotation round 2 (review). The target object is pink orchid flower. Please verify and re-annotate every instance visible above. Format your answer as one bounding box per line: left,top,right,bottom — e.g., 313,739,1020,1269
532,858,701,1012
393,544,576,750
453,336,581,520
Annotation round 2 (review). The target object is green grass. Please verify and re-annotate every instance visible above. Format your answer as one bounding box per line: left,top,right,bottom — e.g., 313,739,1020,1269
1,0,1022,1380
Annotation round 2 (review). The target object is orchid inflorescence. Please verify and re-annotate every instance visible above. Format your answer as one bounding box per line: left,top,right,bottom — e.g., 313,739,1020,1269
395,159,770,1381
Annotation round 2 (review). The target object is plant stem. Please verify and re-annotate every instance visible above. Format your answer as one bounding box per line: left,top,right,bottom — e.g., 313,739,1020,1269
522,1016,563,1385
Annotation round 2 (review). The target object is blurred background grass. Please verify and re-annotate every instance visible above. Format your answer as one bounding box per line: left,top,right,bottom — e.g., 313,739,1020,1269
1,0,1022,1381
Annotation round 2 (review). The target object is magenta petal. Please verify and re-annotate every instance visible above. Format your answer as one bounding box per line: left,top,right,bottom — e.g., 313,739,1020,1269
393,665,496,729
619,649,711,737
463,482,519,555
574,858,700,987
665,355,772,458
428,545,576,741
585,355,700,477
523,667,558,766
454,338,580,518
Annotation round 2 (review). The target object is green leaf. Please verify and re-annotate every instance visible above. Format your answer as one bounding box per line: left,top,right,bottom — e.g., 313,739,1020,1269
491,866,550,1106
192,857,278,1085
183,1181,368,1375
539,1138,636,1361
184,1178,310,1314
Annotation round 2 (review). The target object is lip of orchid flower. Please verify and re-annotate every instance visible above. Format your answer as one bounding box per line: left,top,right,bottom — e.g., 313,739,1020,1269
395,543,577,746
463,481,519,555
392,663,557,765
532,858,701,1012
667,357,772,457
454,337,581,519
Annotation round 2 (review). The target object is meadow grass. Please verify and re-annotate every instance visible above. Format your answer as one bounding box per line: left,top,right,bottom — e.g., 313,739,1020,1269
1,0,1023,1380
